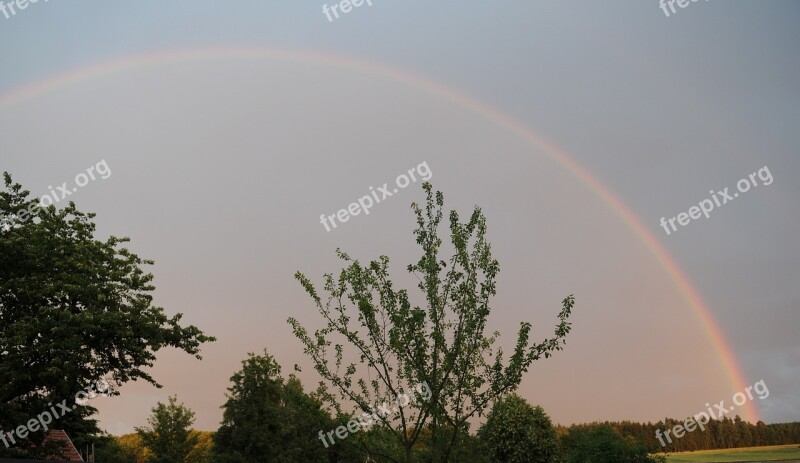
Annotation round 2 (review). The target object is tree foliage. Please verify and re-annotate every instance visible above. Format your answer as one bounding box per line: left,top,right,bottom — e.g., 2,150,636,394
118,433,152,463
136,396,198,463
558,418,800,454
289,184,574,462
212,350,334,463
477,394,558,463
560,424,664,463
187,431,215,463
88,433,139,463
0,173,215,456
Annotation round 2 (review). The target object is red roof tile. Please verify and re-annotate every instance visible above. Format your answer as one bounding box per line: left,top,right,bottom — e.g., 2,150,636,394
42,430,83,462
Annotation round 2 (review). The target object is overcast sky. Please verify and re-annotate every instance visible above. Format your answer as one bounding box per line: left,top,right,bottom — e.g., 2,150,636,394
1,1,798,434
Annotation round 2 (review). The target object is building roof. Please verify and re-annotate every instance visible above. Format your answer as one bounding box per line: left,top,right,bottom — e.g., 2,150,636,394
42,430,83,462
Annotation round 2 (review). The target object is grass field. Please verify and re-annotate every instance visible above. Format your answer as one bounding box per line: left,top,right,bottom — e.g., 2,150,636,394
663,444,800,462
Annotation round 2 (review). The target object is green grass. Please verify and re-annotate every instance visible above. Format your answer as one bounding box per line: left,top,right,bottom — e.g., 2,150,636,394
663,444,800,462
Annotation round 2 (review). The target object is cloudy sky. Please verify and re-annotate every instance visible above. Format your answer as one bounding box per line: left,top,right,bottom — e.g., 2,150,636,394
1,1,798,434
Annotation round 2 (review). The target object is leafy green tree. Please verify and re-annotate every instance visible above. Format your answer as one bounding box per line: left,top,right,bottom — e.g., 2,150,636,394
561,424,664,463
90,434,138,463
449,432,493,463
328,412,391,462
115,433,153,463
187,431,214,463
212,351,333,463
477,394,558,463
136,396,198,463
0,173,215,457
289,184,574,462
413,424,491,463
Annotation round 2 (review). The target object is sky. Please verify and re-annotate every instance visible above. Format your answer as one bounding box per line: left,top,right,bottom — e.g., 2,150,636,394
0,1,798,434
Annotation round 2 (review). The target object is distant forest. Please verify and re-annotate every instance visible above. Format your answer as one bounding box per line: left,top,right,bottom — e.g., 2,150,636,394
558,416,800,453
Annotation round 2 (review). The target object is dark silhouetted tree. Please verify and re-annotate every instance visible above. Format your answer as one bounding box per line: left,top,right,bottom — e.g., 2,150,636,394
478,394,558,463
0,173,215,459
136,396,197,463
213,350,334,463
289,184,574,462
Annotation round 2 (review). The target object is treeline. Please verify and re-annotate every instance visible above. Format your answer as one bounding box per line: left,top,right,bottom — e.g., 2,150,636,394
96,384,664,463
558,417,800,453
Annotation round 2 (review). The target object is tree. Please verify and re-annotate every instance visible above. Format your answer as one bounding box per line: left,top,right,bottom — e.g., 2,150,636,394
212,351,333,463
0,173,215,456
114,433,152,463
561,424,664,463
413,424,491,463
289,183,575,462
477,394,558,463
187,431,214,463
90,434,139,463
136,396,198,463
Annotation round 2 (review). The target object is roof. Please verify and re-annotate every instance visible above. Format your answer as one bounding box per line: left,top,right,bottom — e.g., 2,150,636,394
42,430,83,462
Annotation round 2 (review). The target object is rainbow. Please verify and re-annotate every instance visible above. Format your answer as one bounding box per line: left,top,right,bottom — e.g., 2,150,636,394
0,47,759,422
